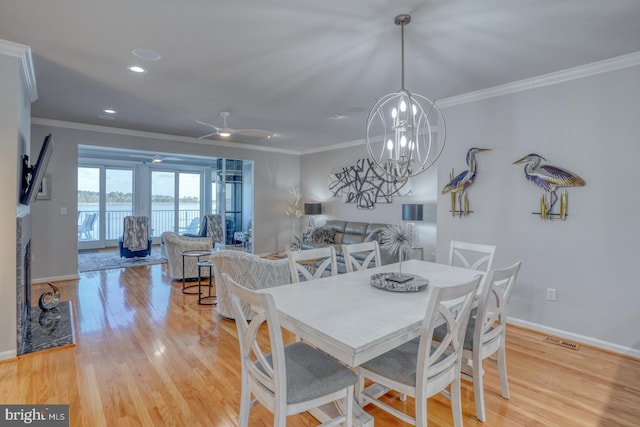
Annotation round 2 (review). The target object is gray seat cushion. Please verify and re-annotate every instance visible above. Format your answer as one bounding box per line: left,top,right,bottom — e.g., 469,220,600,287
360,338,421,387
359,338,446,388
263,341,357,405
433,317,480,351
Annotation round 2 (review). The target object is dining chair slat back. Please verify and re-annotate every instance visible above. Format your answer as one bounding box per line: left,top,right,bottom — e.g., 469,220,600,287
342,241,381,273
448,240,497,272
222,273,357,427
287,246,338,282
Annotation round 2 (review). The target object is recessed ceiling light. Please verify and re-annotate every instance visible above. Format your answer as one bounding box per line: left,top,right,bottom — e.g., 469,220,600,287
128,65,147,73
103,108,117,114
132,48,161,60
330,113,346,119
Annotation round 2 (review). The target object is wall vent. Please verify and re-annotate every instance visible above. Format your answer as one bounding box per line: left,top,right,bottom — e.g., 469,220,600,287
544,336,580,350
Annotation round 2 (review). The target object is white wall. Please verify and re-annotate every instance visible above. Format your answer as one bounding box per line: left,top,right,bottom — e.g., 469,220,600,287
29,123,301,281
437,64,640,354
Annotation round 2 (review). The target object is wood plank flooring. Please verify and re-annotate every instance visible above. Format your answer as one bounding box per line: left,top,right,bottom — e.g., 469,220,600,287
1,264,638,426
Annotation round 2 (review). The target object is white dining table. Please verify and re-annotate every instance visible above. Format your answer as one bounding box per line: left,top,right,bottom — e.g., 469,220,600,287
261,259,484,426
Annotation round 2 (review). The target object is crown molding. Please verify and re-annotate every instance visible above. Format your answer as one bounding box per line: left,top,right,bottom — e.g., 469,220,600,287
0,39,38,103
31,118,300,156
438,51,640,109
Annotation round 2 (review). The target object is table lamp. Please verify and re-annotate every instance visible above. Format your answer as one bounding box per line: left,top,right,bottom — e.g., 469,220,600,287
304,203,322,230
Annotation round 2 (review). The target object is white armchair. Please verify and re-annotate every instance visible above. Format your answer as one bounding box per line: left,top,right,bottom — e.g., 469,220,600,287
211,250,291,319
161,232,213,280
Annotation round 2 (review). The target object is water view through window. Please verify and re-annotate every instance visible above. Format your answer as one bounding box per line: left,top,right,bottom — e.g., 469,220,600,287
78,167,202,245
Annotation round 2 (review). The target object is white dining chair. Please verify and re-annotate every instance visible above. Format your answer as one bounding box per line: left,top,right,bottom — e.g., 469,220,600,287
287,246,338,282
356,276,482,427
342,241,381,273
435,261,521,422
448,240,497,272
222,273,357,427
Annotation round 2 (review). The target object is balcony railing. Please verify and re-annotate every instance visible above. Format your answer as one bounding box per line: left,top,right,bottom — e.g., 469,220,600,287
78,209,201,242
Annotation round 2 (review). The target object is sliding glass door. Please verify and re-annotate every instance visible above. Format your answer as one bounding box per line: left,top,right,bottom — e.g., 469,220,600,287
77,147,253,252
78,166,133,250
151,170,201,237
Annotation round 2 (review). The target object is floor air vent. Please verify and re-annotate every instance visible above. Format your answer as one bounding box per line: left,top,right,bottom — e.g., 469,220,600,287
544,336,580,350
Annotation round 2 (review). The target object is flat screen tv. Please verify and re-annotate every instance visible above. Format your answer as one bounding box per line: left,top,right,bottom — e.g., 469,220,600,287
20,133,53,206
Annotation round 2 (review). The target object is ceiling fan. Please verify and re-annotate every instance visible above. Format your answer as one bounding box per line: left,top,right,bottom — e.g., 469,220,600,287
196,111,274,140
128,153,183,163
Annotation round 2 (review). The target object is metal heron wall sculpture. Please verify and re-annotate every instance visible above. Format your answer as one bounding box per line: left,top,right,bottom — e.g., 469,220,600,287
513,153,585,220
441,147,490,217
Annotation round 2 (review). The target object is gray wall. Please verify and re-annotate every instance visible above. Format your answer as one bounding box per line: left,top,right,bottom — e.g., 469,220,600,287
300,145,438,258
29,123,300,280
436,64,640,354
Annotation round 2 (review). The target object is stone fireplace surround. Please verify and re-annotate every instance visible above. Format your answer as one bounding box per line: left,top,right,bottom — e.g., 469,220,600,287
16,208,31,355
16,208,74,355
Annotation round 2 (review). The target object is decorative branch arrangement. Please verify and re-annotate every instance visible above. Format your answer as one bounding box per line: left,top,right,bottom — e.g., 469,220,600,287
513,153,585,220
284,187,303,247
441,148,490,217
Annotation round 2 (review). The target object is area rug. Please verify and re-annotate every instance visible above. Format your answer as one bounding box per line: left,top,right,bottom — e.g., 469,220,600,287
78,248,167,272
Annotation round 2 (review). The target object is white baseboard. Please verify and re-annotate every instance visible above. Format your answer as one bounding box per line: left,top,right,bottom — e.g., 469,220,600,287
32,274,80,284
0,349,17,361
508,317,640,360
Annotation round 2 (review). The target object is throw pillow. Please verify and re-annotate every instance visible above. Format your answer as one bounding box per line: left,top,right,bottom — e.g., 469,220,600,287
364,228,384,243
302,230,314,243
308,227,336,244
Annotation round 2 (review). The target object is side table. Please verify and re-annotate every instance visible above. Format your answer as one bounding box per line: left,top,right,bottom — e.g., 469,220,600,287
180,249,213,295
197,260,216,306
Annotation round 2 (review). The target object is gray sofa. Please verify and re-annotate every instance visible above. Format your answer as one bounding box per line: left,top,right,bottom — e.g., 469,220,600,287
301,219,398,273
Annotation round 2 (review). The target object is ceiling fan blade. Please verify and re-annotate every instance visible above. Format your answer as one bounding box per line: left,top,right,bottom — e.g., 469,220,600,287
196,120,220,130
234,129,274,138
198,132,219,139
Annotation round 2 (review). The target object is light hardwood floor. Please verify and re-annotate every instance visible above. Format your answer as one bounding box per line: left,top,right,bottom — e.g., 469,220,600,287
1,264,638,426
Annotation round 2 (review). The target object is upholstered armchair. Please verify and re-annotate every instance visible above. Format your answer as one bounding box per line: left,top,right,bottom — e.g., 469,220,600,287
183,214,225,246
119,216,152,258
210,250,291,319
161,232,213,280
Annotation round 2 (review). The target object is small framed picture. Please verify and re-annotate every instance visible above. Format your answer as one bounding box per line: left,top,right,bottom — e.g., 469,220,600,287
37,175,51,200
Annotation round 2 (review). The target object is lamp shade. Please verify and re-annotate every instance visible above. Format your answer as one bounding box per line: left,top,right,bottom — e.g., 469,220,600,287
402,204,423,221
304,203,322,215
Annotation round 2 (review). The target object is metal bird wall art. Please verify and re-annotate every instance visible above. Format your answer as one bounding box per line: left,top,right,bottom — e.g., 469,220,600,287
441,147,490,217
513,153,585,220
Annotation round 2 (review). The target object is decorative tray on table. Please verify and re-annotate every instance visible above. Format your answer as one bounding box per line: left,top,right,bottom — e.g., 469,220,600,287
369,272,429,292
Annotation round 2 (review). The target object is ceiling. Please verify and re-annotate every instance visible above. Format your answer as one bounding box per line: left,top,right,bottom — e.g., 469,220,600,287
2,0,640,154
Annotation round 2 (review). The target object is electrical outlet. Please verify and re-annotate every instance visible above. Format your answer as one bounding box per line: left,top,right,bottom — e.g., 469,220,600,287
546,288,557,301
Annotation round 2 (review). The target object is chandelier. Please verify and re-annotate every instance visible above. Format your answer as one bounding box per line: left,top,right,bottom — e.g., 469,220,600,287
366,14,447,180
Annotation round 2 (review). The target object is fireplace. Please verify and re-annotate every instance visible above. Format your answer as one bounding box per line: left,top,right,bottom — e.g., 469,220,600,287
16,211,31,355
